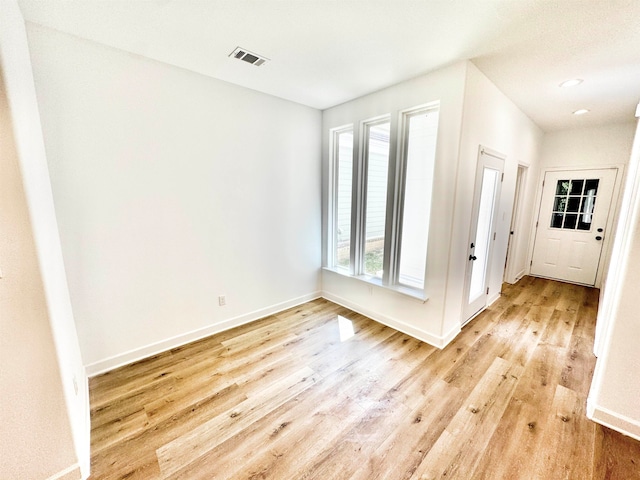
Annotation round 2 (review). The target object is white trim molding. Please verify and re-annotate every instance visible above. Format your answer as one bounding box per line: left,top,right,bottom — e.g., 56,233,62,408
322,290,459,349
85,292,321,376
587,400,640,442
46,463,81,480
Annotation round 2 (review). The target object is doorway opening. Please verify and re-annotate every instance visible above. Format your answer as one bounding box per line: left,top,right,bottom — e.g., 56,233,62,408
504,164,528,283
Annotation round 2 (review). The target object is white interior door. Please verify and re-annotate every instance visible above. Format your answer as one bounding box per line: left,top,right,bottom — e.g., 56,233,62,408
504,165,527,282
463,148,504,323
530,168,617,286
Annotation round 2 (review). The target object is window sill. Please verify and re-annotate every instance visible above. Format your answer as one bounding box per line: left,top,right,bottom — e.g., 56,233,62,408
322,267,429,303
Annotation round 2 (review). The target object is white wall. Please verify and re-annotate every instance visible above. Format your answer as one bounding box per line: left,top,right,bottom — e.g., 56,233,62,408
25,24,322,374
322,61,543,346
0,63,79,480
588,118,640,440
538,122,636,169
0,3,87,477
446,63,543,333
528,122,635,287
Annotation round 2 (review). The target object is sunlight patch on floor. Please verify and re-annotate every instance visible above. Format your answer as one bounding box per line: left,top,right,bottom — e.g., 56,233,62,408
338,315,355,341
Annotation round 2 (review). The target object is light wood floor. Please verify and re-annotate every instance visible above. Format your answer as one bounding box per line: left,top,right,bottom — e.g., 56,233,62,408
89,276,640,479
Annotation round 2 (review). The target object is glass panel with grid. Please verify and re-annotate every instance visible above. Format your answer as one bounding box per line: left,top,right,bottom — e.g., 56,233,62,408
550,178,599,231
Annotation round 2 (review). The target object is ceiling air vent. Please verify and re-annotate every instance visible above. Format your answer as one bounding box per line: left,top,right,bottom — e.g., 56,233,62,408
229,47,269,67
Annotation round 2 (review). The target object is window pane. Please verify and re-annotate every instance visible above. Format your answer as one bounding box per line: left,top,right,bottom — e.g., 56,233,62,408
577,217,591,230
551,213,564,228
398,109,439,289
334,130,353,269
585,179,599,195
364,122,390,278
570,179,584,195
563,213,578,229
579,179,599,229
567,197,581,213
556,180,570,195
553,196,567,212
550,178,602,230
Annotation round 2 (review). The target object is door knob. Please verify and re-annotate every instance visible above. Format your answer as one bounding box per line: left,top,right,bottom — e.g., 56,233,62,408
595,236,602,241
469,255,477,261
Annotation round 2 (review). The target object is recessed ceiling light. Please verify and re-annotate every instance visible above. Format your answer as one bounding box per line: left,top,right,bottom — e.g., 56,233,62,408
560,79,583,88
573,109,590,115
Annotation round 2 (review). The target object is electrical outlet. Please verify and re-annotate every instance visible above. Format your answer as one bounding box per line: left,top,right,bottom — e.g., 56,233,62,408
73,375,79,395
218,295,226,306
368,285,373,295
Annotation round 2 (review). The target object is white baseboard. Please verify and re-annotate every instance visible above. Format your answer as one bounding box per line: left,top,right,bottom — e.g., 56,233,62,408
587,398,640,441
85,292,322,377
321,291,458,349
46,463,81,480
440,324,462,349
487,292,501,306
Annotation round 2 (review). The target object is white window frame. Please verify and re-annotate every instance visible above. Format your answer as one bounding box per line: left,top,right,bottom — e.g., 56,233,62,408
359,115,392,279
329,124,355,274
327,102,440,298
390,104,440,289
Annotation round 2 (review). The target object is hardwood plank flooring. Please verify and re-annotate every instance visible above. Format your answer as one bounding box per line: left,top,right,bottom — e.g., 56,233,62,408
88,277,640,479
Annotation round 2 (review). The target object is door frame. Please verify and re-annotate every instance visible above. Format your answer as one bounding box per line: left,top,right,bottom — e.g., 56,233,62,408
504,164,528,284
462,146,505,324
527,164,625,288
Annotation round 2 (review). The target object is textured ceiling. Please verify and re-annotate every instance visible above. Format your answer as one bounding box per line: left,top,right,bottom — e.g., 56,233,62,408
18,0,640,132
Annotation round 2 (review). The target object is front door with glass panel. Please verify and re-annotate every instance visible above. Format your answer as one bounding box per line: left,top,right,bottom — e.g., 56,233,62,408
530,168,617,285
463,148,504,323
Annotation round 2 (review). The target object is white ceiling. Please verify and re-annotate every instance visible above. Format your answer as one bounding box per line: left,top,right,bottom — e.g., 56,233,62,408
18,0,640,132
